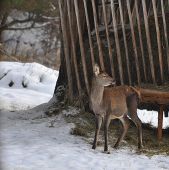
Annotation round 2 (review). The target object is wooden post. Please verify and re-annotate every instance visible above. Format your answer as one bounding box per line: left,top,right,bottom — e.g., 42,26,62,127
152,0,164,83
58,0,73,100
110,0,124,85
126,0,141,85
118,0,131,85
91,0,105,71
101,0,115,77
66,0,82,98
142,0,156,84
135,0,147,82
158,105,164,141
74,0,90,94
161,0,169,73
83,0,95,69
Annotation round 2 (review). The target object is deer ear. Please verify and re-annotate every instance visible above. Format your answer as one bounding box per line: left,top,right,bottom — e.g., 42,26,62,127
93,63,100,76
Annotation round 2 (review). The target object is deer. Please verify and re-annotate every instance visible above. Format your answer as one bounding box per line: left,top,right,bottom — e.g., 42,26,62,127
89,64,143,153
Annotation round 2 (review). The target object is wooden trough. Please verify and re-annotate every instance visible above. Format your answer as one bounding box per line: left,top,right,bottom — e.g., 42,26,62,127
58,0,169,141
136,87,169,141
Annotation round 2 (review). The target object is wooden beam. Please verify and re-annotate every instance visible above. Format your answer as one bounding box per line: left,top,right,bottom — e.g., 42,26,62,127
158,105,164,141
126,0,141,85
91,0,105,71
142,0,156,84
66,0,82,98
74,0,90,94
83,0,95,69
135,0,147,82
161,0,169,73
58,0,73,100
110,0,124,85
102,0,115,77
118,0,131,85
136,88,169,105
152,0,164,83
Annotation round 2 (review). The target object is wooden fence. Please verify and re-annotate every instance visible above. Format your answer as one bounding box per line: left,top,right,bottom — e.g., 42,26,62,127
58,0,169,98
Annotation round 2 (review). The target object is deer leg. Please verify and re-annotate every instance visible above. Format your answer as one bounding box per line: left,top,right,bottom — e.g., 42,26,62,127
104,115,111,152
114,115,129,148
92,115,102,149
130,113,143,149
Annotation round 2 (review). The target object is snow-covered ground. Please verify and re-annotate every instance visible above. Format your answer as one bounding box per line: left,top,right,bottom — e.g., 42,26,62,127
0,62,58,110
1,109,169,170
0,62,169,170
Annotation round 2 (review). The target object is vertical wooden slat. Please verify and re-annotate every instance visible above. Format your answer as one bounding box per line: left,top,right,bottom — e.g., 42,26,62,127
91,0,105,70
131,1,137,26
148,1,152,17
118,0,131,85
161,0,169,73
110,0,124,84
83,0,95,69
152,0,164,83
102,0,115,77
142,0,156,84
126,0,140,85
74,0,89,94
66,0,82,97
58,0,73,100
158,105,164,141
135,0,147,82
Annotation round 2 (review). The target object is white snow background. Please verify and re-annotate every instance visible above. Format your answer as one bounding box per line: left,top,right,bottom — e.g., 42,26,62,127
0,61,169,170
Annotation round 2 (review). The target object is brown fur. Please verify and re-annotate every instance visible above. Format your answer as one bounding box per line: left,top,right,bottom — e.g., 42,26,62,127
90,64,143,152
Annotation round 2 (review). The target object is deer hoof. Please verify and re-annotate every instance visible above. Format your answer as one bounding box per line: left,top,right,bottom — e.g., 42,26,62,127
103,150,111,154
92,145,96,150
138,144,144,150
113,143,119,149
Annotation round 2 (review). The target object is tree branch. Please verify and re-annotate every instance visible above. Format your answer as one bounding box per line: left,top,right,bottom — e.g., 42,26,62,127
4,23,51,31
0,13,59,32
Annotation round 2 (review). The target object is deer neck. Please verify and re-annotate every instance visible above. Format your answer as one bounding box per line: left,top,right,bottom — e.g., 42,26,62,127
90,78,104,107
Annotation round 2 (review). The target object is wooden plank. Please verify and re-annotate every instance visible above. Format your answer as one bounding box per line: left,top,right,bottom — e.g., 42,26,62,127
126,0,141,85
152,0,164,83
58,0,73,100
142,0,156,84
83,0,95,69
161,0,169,73
118,0,131,85
110,0,124,84
91,0,105,71
135,0,147,82
74,0,89,94
158,105,164,141
101,0,115,77
136,88,169,105
66,0,82,97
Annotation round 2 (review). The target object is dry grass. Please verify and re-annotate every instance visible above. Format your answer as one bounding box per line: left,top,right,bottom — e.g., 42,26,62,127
65,110,169,156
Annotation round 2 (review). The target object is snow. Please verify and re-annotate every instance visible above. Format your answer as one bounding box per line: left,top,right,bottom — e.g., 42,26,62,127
138,110,169,129
0,62,58,110
0,61,169,170
0,110,169,170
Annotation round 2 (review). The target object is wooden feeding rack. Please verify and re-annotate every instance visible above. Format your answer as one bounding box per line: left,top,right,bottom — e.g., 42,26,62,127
58,0,169,142
136,86,169,141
